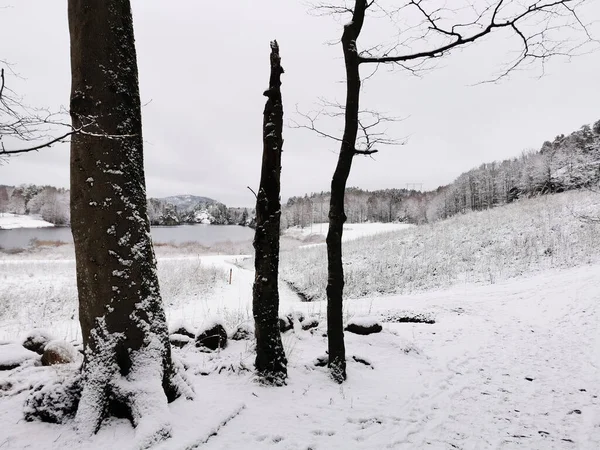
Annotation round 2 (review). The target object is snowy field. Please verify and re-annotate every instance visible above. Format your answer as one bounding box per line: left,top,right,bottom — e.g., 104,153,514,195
0,213,54,230
1,191,599,449
283,222,414,243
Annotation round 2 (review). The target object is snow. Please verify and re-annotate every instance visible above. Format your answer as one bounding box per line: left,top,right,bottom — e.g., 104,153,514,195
0,198,599,449
0,343,39,369
0,213,54,230
346,316,380,328
283,222,413,243
2,262,598,448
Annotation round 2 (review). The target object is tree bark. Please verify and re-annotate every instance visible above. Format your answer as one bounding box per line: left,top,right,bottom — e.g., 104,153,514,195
68,0,189,441
326,0,367,383
253,40,287,385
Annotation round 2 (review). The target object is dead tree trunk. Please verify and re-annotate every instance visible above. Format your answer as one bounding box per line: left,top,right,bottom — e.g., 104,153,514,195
68,0,189,441
252,40,288,385
326,0,368,383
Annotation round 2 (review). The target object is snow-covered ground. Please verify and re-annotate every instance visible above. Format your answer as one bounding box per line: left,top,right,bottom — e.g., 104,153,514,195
283,222,414,243
1,258,598,449
1,196,599,449
0,213,54,230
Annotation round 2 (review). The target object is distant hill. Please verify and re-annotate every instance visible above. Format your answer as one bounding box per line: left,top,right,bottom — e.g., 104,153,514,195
159,195,217,212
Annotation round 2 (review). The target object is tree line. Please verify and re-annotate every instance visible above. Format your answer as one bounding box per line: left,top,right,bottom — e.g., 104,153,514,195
283,119,600,229
428,120,600,222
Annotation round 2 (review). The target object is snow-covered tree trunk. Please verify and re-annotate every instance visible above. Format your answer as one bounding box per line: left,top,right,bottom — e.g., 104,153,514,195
253,40,287,385
68,0,189,442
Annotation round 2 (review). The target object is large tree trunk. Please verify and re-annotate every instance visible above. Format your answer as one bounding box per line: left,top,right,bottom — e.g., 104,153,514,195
68,0,189,442
326,0,367,383
253,40,287,385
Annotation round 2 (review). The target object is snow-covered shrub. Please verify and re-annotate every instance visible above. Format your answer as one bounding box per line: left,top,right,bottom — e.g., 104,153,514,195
24,376,82,423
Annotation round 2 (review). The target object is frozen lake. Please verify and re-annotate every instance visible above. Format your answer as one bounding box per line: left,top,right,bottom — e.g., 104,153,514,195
0,224,254,250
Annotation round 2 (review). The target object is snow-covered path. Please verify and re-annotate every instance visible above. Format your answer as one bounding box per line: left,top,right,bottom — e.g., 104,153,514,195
384,270,600,449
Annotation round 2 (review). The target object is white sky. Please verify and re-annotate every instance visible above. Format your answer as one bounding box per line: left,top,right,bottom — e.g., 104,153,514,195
1,0,599,206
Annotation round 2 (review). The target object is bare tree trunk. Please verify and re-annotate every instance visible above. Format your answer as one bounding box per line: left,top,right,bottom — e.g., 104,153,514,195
68,0,189,442
326,0,367,383
253,40,287,385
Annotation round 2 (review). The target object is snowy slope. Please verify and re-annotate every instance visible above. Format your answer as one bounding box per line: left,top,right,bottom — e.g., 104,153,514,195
281,190,600,301
0,213,54,230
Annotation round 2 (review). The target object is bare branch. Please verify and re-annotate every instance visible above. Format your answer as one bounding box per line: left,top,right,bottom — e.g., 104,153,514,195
291,100,404,155
355,0,597,82
0,66,140,159
289,105,344,142
0,128,78,155
247,185,258,199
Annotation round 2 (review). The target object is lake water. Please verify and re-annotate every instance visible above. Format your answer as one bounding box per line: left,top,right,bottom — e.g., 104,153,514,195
0,224,255,250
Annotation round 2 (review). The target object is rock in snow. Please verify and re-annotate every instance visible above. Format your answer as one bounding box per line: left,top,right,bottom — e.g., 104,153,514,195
301,318,319,331
196,321,228,350
279,316,293,333
345,317,383,335
41,341,78,366
168,319,196,339
170,334,194,348
22,329,56,355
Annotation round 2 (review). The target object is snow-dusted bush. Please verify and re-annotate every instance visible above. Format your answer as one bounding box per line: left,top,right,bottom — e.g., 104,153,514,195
24,376,81,424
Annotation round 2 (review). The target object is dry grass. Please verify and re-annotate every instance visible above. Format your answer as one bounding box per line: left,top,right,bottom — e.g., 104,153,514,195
29,239,70,248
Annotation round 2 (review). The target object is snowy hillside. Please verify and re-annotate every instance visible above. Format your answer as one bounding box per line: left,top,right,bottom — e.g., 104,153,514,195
160,195,217,211
281,190,600,301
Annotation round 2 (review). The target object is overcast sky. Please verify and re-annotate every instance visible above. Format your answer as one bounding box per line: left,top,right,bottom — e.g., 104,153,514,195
2,0,600,207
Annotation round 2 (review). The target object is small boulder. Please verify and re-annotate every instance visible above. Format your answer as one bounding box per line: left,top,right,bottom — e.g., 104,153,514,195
279,316,293,333
301,318,319,331
345,318,383,335
170,334,193,348
231,323,254,341
41,341,78,366
0,343,39,371
168,321,196,339
196,321,227,351
279,311,305,332
22,330,55,355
